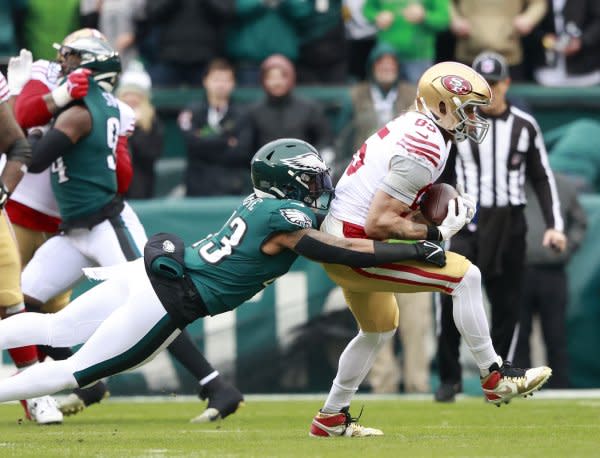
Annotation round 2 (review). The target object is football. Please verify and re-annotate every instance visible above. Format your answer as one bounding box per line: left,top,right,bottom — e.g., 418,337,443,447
419,183,459,225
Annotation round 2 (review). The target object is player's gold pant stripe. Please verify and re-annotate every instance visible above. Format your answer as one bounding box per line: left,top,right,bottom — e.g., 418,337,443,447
352,267,455,294
376,262,464,282
322,253,472,332
323,252,470,295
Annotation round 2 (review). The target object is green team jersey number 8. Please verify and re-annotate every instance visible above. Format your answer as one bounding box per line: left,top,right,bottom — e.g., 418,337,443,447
51,117,120,183
195,216,247,264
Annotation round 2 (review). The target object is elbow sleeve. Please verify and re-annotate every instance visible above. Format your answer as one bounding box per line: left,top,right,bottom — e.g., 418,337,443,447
6,137,32,166
28,128,74,173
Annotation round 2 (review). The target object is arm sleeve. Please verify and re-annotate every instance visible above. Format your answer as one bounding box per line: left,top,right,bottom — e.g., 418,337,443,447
14,79,53,128
380,155,433,205
526,121,564,231
294,234,424,267
28,128,74,173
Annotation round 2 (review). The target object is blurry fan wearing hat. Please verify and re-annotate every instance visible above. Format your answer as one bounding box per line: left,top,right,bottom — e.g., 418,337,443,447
116,64,163,199
246,54,335,168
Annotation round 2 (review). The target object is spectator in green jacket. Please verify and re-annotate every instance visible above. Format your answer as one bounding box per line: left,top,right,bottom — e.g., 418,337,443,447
19,0,80,61
226,0,311,87
363,0,449,84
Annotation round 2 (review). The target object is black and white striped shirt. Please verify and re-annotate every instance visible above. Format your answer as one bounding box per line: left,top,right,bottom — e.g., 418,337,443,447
443,104,564,231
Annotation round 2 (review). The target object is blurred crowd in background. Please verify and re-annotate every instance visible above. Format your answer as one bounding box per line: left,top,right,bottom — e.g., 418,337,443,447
1,0,599,198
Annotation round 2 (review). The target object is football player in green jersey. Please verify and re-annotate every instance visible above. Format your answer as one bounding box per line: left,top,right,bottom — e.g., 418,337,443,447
0,138,445,413
22,33,244,422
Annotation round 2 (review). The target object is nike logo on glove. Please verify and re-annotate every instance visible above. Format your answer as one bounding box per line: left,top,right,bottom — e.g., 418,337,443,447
424,241,443,260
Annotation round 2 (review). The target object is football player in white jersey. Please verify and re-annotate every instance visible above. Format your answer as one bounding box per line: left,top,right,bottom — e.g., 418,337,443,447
309,62,553,437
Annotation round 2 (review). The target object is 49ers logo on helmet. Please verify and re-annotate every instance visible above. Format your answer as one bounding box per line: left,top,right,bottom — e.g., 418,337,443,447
441,75,472,95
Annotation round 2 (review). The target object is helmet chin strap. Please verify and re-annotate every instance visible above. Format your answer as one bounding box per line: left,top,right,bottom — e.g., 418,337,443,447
94,72,118,92
417,96,446,129
97,81,114,92
253,188,279,199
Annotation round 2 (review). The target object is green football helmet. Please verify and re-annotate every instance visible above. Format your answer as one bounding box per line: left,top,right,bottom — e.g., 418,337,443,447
54,29,121,90
251,138,334,211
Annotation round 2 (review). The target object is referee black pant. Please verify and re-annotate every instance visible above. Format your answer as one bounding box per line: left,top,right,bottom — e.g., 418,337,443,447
514,265,570,388
436,210,526,384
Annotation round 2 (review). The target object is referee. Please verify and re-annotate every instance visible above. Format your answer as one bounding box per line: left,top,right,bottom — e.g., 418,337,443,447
434,51,567,402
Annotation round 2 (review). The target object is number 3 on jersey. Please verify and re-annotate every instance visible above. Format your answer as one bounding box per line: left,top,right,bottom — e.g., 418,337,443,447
197,216,247,263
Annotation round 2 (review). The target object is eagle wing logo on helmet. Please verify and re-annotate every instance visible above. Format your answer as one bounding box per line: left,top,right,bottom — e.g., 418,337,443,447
280,208,313,228
281,153,326,172
441,75,473,95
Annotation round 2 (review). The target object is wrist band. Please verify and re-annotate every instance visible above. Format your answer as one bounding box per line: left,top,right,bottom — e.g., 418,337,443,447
50,83,72,107
426,225,442,241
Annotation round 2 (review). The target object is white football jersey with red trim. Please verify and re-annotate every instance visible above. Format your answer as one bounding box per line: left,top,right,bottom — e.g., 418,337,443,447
9,61,63,217
30,59,61,91
0,72,9,103
330,110,451,227
117,100,136,137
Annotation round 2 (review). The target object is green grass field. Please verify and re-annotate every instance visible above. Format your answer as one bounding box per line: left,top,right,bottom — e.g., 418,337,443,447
0,397,599,457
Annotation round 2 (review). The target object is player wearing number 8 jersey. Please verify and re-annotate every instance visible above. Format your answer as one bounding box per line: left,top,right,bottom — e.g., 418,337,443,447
0,138,446,413
310,62,553,438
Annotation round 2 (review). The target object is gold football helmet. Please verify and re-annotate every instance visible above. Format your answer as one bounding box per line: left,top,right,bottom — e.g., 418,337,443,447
53,28,110,75
54,28,108,50
416,61,492,143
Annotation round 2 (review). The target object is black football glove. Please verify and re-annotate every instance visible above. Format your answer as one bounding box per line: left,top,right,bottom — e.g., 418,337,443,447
414,240,446,267
0,179,10,210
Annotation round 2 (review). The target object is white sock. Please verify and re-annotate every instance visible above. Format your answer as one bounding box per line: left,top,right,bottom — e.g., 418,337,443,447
451,264,501,376
0,360,78,402
322,329,396,413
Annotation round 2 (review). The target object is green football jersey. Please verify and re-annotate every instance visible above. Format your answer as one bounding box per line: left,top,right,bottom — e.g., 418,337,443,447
184,194,318,316
51,79,120,222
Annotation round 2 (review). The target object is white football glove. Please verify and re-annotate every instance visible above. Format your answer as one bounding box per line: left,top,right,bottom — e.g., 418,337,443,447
7,49,33,96
456,183,477,223
438,197,469,241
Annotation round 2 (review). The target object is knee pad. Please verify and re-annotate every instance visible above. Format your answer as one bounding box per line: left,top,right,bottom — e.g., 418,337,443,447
454,263,481,295
357,329,397,353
